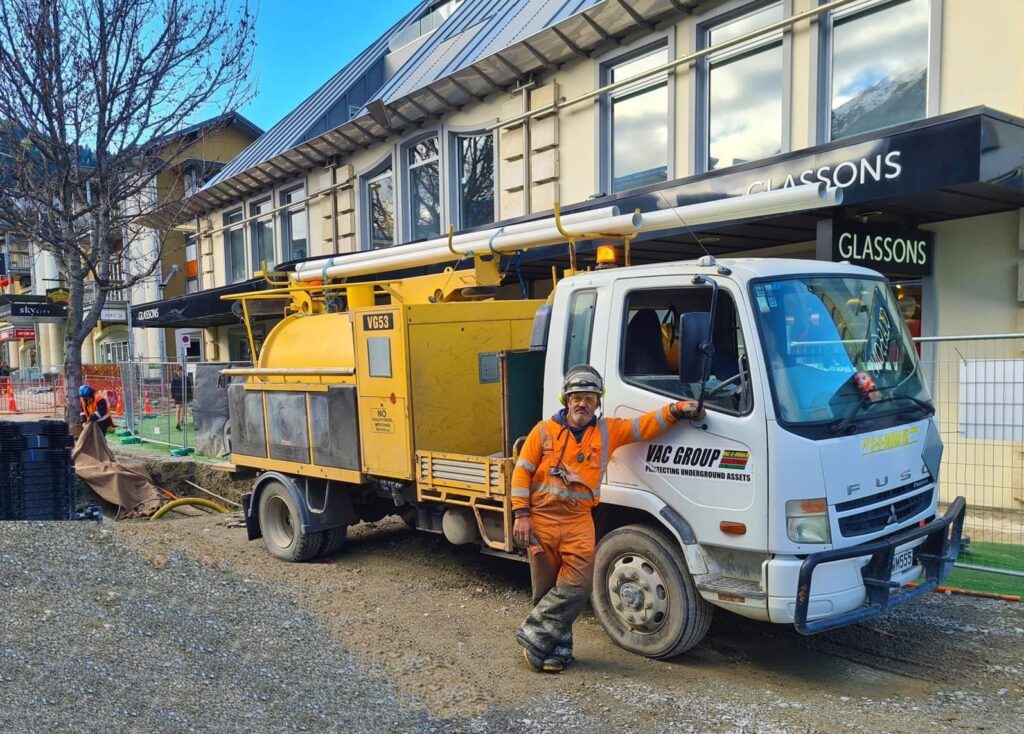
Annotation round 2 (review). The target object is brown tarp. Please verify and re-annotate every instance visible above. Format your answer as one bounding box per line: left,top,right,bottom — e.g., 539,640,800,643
73,422,166,518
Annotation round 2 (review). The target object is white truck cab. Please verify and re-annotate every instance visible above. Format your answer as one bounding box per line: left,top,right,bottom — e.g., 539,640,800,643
541,256,963,648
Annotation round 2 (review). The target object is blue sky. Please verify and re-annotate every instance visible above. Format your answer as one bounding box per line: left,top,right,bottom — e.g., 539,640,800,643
239,1,415,132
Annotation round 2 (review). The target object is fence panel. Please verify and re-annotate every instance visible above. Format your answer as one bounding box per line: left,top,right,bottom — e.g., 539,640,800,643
0,374,63,416
918,334,1024,577
118,361,193,453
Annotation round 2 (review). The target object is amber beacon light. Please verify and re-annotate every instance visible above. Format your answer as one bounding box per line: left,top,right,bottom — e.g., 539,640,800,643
595,244,618,267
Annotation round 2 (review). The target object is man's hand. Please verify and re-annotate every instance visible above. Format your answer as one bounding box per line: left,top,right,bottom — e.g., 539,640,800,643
672,400,706,422
513,515,532,548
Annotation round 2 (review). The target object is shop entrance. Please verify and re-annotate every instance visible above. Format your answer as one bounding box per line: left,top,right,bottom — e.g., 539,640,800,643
891,278,923,340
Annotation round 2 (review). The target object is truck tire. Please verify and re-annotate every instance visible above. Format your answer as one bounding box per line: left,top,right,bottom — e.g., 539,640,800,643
592,524,712,659
257,480,324,562
318,525,348,558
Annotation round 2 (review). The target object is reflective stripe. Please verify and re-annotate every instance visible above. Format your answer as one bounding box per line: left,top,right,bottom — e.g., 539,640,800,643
598,419,610,478
515,459,537,473
654,407,668,432
631,417,642,442
511,488,531,497
533,483,594,501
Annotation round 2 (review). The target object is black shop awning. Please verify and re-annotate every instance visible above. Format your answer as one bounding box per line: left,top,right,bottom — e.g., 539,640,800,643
132,279,272,328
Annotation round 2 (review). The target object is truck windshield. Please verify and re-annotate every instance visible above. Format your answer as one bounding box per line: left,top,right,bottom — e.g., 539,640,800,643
751,276,931,427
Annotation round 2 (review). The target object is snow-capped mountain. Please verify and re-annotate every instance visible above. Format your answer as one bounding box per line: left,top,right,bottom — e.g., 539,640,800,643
832,66,927,139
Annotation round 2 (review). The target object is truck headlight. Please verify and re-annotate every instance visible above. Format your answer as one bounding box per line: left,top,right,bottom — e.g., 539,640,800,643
786,498,831,544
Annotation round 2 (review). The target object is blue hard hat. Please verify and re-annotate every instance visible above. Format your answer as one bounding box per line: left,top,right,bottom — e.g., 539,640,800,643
79,385,94,399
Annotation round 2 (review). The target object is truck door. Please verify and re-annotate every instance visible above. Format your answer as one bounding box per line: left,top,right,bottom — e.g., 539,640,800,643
602,276,769,551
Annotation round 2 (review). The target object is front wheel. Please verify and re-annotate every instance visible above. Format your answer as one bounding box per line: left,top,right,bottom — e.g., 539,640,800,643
257,480,323,562
591,524,712,658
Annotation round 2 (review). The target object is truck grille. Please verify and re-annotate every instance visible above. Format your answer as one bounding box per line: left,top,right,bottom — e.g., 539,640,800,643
838,488,933,538
835,477,930,513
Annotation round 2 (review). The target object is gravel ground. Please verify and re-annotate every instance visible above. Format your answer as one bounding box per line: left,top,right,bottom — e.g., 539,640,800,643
0,521,447,733
3,516,1023,734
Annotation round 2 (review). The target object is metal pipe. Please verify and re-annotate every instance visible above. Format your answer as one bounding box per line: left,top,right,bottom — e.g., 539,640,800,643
914,334,1024,343
294,206,620,275
638,183,842,233
295,211,643,281
488,0,860,132
295,184,839,282
220,367,356,376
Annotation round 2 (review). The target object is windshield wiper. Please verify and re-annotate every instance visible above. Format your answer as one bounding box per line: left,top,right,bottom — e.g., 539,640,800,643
831,390,935,435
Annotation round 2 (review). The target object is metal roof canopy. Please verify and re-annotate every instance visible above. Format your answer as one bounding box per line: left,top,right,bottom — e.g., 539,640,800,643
187,0,698,214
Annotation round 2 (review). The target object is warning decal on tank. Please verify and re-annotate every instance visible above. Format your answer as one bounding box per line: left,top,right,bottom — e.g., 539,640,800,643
371,406,395,434
644,444,751,482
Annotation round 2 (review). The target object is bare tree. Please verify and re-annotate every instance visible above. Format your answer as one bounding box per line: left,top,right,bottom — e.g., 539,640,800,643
0,0,254,421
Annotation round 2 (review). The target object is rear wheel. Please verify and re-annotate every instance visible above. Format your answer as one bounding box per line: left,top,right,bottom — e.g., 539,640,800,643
318,525,348,558
592,524,712,658
257,480,323,562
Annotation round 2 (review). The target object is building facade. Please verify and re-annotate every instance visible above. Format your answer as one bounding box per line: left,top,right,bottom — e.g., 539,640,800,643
0,113,261,373
126,0,1024,512
136,0,1023,361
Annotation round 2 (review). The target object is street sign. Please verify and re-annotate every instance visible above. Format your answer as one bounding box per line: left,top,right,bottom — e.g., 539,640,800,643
180,333,191,347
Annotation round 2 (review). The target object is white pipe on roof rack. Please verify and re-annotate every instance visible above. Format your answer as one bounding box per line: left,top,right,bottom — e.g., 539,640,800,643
638,183,842,234
294,206,620,276
295,210,641,281
293,184,842,282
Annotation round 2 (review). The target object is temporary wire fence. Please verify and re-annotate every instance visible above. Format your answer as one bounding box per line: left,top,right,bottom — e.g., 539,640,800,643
0,372,63,417
118,360,194,455
917,334,1024,578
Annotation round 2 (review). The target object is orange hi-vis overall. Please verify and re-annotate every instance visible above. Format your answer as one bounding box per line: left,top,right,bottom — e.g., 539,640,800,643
512,403,684,663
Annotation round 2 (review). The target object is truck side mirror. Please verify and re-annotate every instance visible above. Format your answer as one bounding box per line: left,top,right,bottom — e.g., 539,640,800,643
678,311,712,384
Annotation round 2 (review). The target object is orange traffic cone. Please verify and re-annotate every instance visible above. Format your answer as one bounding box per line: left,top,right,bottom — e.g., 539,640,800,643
144,397,153,414
7,384,19,414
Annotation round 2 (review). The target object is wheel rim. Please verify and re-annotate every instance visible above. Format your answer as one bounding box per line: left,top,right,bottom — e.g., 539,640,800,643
605,552,670,634
263,494,295,551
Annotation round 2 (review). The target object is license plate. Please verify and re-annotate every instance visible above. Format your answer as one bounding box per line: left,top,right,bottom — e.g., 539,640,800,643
892,547,915,575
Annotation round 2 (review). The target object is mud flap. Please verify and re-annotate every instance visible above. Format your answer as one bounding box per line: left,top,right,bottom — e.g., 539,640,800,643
241,492,261,541
794,495,967,635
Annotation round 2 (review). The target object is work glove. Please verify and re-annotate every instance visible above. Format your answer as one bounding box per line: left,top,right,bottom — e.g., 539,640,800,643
671,400,706,421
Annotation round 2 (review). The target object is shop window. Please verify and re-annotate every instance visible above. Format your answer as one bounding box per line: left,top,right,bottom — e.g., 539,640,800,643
249,198,275,271
228,326,264,363
100,340,130,364
564,290,598,372
699,2,784,171
281,185,308,262
363,162,395,250
601,43,670,194
224,210,246,283
824,0,930,141
894,279,922,347
453,132,495,229
406,135,441,241
621,287,752,415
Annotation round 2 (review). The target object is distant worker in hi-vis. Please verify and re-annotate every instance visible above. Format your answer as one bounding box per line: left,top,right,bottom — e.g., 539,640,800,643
512,364,704,672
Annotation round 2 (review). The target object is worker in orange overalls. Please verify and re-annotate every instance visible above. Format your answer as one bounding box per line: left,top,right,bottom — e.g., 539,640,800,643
512,364,703,673
79,384,114,434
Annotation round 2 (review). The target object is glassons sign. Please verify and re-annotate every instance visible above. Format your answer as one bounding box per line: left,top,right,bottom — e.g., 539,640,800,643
746,151,902,195
830,220,933,276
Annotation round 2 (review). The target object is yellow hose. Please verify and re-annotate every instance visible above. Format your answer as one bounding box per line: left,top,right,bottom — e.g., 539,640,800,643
150,497,231,520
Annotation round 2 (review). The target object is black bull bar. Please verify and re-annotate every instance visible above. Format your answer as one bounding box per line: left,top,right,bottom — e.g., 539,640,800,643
794,495,967,635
